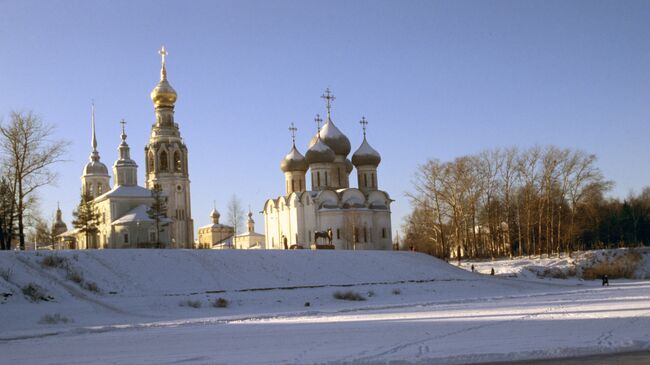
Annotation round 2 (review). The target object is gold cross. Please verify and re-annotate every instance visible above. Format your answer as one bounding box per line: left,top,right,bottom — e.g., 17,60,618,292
360,116,368,137
158,46,168,66
120,119,127,135
288,122,298,144
320,88,335,117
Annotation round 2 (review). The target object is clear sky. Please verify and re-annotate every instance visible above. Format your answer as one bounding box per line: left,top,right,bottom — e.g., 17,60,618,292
1,0,649,237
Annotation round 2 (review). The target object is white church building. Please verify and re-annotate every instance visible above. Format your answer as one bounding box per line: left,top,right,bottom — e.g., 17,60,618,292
263,89,393,250
66,47,193,249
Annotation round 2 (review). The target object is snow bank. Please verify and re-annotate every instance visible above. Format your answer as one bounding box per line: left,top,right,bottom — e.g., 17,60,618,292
459,247,650,280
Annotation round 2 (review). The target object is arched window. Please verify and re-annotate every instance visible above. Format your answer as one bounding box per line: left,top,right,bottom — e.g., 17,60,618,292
364,174,368,187
148,152,155,173
317,172,321,187
371,174,375,188
174,151,182,172
160,151,168,172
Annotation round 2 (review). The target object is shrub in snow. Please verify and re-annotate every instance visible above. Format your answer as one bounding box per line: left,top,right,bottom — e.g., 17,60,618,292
367,290,375,297
333,291,366,301
392,289,402,295
581,250,643,280
41,255,68,269
0,267,12,281
180,299,202,308
22,283,50,302
38,313,72,325
304,301,310,307
213,297,229,308
66,268,84,284
83,281,101,293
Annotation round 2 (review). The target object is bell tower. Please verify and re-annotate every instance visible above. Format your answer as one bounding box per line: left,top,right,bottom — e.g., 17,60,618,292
144,46,194,248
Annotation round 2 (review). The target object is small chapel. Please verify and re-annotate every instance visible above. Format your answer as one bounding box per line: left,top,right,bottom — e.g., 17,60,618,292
263,89,393,250
62,47,194,249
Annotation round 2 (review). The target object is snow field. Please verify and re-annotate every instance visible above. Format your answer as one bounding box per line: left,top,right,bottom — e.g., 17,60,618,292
1,249,649,364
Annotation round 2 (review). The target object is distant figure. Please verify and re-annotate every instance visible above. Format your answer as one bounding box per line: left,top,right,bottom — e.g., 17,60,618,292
490,268,495,276
471,264,475,272
602,274,609,286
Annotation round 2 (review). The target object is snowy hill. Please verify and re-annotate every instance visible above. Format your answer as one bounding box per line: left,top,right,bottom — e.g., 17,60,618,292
1,250,650,365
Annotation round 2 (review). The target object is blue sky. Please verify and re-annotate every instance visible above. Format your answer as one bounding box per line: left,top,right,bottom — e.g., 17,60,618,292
1,0,649,235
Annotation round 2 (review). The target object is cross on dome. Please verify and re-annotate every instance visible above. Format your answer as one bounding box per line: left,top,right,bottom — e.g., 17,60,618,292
289,122,297,145
320,88,335,117
120,119,127,139
360,116,368,138
158,46,168,66
314,114,323,137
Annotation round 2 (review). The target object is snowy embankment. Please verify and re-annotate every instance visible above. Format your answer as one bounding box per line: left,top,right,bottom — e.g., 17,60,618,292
1,250,650,365
457,248,650,281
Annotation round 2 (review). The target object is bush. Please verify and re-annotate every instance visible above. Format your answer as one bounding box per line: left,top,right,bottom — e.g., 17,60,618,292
66,268,84,284
367,290,375,297
0,267,12,281
180,299,202,308
41,255,68,269
38,313,72,325
333,291,366,301
22,283,50,302
83,281,100,293
581,250,642,280
392,288,402,295
213,297,229,308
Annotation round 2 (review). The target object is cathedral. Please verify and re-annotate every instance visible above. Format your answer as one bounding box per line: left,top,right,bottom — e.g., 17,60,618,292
263,90,393,250
64,48,194,249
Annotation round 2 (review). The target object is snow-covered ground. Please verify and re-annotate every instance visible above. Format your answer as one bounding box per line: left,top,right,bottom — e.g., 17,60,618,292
455,248,650,281
1,250,649,364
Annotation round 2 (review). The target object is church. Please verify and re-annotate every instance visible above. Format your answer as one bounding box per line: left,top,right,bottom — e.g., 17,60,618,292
263,90,393,250
64,48,194,249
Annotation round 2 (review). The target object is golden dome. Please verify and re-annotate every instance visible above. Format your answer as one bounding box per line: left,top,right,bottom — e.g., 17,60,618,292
150,65,177,108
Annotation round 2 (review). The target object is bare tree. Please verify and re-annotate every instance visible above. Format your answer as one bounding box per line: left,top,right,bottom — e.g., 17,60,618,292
227,194,245,236
0,176,16,250
0,111,66,250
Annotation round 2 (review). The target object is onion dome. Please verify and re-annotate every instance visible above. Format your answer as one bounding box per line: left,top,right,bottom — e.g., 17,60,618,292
83,161,109,176
281,144,308,172
308,116,351,156
305,136,335,164
210,208,220,219
150,47,177,108
352,136,381,167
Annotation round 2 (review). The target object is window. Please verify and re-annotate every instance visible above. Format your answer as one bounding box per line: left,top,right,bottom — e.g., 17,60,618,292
364,174,368,187
97,183,103,194
299,179,302,191
382,228,386,239
371,174,375,188
317,172,321,186
364,228,368,242
148,152,155,173
160,151,168,172
124,234,129,244
150,232,156,242
338,168,341,186
336,229,340,239
291,179,295,192
174,151,182,172
325,171,329,185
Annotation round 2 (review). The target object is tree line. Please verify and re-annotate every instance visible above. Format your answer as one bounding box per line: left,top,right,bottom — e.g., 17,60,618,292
403,146,647,259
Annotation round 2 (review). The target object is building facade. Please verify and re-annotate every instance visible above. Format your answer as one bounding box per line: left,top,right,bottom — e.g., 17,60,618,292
263,90,392,250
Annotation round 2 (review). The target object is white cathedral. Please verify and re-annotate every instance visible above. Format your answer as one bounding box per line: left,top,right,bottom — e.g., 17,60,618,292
66,48,194,249
263,90,393,250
